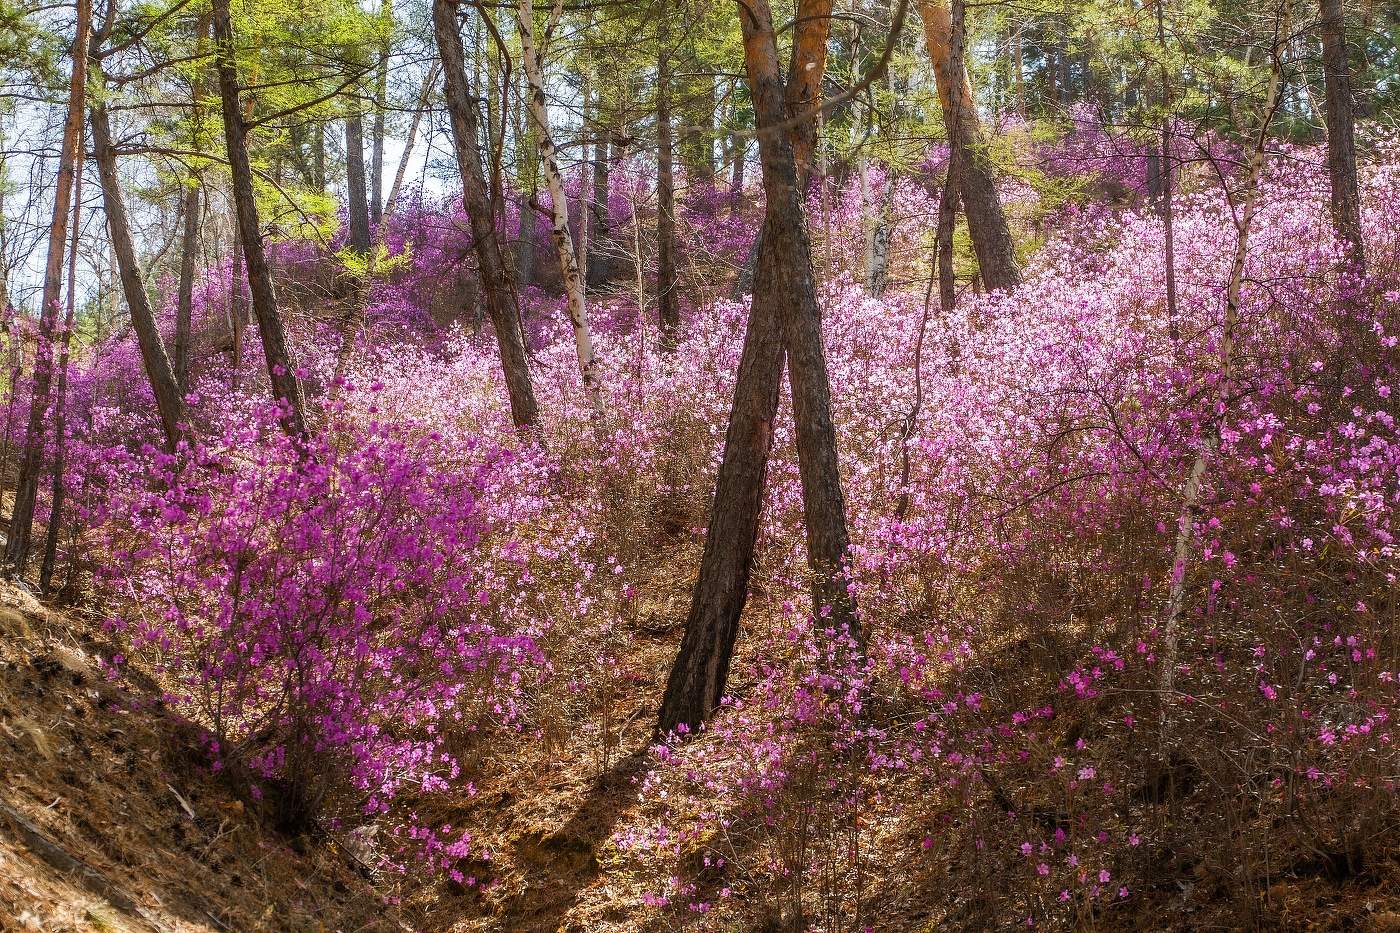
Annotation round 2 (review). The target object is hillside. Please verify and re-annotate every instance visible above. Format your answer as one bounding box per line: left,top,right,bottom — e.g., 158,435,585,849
0,584,402,932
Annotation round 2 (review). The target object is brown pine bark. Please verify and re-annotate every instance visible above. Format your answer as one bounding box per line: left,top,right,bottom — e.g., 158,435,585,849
785,0,833,186
432,0,540,429
917,0,1019,292
1319,0,1365,270
211,0,308,438
658,0,858,735
7,0,91,573
90,100,186,451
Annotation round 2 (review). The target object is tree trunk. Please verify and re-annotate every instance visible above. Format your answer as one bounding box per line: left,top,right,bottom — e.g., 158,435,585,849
516,0,603,411
7,0,90,574
1319,0,1364,270
211,0,308,438
369,0,391,226
917,0,1019,292
39,125,85,595
90,100,186,450
865,169,895,296
432,0,539,428
784,0,834,185
345,112,373,254
657,7,680,348
174,15,209,396
658,0,859,736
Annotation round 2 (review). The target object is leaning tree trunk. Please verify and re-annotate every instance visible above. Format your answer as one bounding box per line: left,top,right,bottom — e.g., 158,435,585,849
431,0,539,428
918,0,1019,292
211,0,308,438
90,99,186,450
8,0,90,574
658,0,859,736
1318,0,1364,271
516,0,603,411
656,5,680,348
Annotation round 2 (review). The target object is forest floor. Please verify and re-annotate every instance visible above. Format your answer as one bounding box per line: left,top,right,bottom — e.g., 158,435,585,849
6,562,1400,931
0,582,403,933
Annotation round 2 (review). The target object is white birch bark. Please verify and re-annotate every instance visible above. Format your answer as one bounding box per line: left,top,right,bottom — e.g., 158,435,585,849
1157,43,1282,712
516,0,603,411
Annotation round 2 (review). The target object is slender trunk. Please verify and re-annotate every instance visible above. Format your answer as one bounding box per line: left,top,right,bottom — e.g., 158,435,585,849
90,99,186,451
1156,0,1179,339
657,7,680,348
1319,0,1365,270
175,185,200,394
39,128,85,594
659,0,859,735
587,125,612,287
1161,120,1179,341
516,0,603,411
432,0,539,428
175,16,209,396
211,0,307,437
918,0,1019,292
345,112,372,254
8,0,90,574
369,0,392,227
937,152,959,314
865,169,895,297
1158,37,1282,727
313,123,326,192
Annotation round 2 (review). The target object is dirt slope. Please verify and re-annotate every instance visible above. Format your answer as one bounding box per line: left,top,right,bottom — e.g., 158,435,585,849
0,583,406,933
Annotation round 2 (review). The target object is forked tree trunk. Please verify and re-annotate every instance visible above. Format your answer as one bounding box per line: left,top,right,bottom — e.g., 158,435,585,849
658,0,858,735
516,0,604,411
1318,0,1365,271
212,0,308,438
917,0,1019,292
432,0,539,428
90,99,186,451
8,0,90,574
657,5,680,348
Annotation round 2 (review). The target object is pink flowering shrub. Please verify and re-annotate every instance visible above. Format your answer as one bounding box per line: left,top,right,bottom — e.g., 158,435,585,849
86,393,544,847
36,122,1400,925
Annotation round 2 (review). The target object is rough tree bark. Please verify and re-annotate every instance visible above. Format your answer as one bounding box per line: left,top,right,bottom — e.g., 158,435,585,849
917,0,1020,292
1318,0,1365,270
345,112,373,254
211,0,308,438
516,0,604,411
432,0,539,428
7,0,90,574
90,99,186,451
658,0,859,735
